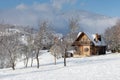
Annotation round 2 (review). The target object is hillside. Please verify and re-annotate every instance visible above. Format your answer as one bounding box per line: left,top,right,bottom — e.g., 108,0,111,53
0,51,120,80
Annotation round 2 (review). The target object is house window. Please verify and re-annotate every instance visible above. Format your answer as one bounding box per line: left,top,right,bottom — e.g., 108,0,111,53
84,48,89,52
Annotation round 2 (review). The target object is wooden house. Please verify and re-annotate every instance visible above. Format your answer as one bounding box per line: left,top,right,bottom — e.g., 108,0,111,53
72,32,106,57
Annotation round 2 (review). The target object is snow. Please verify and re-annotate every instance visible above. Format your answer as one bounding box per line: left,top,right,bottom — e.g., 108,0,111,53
84,32,106,46
67,50,75,54
0,51,120,80
77,32,82,38
76,32,106,46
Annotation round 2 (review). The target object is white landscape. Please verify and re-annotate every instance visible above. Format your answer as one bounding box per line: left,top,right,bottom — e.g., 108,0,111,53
0,51,120,80
1,1,120,80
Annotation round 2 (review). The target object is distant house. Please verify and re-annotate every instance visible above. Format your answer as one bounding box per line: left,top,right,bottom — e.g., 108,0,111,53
72,32,106,57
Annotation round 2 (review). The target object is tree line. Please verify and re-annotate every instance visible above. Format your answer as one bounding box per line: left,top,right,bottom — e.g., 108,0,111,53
0,18,80,70
104,20,120,52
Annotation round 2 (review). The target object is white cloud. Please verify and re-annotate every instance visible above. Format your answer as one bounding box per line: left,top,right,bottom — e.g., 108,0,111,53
32,3,53,12
0,2,118,34
16,3,28,10
80,17,118,33
51,0,77,10
61,10,118,33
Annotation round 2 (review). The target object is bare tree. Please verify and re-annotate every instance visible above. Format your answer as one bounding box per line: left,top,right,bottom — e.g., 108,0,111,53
69,18,79,33
50,44,61,65
20,45,29,68
68,17,80,43
0,33,21,70
49,37,63,65
104,20,120,52
0,43,7,68
61,37,70,66
25,27,36,67
34,21,54,68
22,30,35,68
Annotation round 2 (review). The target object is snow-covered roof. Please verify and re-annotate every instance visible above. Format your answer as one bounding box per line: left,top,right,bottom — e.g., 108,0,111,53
76,32,106,46
77,32,82,38
67,50,75,54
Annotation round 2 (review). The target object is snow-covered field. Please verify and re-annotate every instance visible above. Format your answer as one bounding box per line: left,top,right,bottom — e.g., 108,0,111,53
0,51,120,80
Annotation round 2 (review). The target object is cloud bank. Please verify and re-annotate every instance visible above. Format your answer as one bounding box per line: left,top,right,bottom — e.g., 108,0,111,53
0,0,118,34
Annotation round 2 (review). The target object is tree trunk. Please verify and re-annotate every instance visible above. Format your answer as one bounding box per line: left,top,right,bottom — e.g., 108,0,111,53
54,54,56,65
12,62,15,70
36,55,39,68
36,49,39,68
64,48,67,66
31,58,33,67
25,57,29,68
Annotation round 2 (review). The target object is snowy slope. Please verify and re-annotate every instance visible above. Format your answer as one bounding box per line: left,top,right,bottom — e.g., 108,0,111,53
0,51,120,80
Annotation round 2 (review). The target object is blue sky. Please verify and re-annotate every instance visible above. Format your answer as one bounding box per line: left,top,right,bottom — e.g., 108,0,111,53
0,0,120,17
0,0,118,34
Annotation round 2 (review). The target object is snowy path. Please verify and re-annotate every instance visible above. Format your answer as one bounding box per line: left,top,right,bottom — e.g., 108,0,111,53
0,53,120,80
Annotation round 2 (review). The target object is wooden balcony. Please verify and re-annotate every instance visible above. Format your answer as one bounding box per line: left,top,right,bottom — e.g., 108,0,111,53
73,41,93,46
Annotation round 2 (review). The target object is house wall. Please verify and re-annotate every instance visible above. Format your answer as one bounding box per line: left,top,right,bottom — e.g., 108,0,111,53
90,46,106,55
82,46,91,56
74,46,106,57
73,45,91,57
95,46,106,55
73,33,91,57
90,46,98,55
81,34,90,42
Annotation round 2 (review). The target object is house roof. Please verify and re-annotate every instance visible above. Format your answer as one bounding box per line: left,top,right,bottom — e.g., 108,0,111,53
75,32,106,46
67,50,75,54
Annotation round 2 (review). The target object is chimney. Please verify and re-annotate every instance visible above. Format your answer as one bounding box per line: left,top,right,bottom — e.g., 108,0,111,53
95,33,101,42
98,35,101,41
95,33,99,42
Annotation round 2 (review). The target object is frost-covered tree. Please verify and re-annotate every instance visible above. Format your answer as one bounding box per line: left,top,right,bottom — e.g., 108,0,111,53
68,17,80,43
34,21,54,68
104,20,120,52
49,37,63,65
0,33,21,70
20,28,35,68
